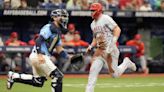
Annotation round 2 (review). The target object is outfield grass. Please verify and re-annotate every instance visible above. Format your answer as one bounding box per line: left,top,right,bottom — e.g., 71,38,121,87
1,75,164,92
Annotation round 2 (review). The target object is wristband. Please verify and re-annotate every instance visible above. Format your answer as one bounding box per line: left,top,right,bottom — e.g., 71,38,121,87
113,36,118,43
88,45,93,49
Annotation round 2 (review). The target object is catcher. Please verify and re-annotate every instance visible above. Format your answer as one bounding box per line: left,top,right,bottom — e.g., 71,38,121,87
6,9,83,92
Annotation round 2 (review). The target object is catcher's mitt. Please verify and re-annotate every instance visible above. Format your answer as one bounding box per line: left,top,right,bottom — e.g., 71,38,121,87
70,54,84,70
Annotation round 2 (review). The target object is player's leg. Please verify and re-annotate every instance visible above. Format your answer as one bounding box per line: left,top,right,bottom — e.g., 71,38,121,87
7,51,47,90
40,55,63,92
139,55,149,74
49,68,63,92
7,70,47,89
110,46,136,78
85,57,104,92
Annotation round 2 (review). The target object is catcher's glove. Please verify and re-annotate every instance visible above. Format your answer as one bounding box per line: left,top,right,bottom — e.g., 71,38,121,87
70,54,84,71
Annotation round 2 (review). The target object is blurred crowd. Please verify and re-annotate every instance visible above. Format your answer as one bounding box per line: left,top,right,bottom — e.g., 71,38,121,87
0,0,164,11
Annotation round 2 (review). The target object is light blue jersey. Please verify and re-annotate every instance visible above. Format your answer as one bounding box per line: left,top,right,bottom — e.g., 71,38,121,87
38,23,62,56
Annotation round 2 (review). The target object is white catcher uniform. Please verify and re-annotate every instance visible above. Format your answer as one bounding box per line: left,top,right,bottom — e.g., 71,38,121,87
29,46,57,77
86,14,136,92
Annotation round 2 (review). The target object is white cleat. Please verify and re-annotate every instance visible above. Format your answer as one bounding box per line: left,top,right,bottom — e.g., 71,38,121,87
7,71,14,90
124,57,137,71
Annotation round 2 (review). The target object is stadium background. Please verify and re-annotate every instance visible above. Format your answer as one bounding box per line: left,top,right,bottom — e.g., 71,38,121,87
0,0,164,92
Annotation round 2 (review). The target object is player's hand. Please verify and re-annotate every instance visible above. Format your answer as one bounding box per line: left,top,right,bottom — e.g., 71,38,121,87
86,45,92,53
38,54,45,64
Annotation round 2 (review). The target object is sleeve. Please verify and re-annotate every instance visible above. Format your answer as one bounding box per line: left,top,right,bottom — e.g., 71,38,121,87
104,15,117,31
126,40,133,46
90,23,96,38
20,41,27,46
80,41,89,47
35,35,44,54
39,24,51,40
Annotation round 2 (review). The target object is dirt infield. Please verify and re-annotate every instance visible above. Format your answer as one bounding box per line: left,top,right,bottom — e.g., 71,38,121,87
64,73,164,78
1,73,164,79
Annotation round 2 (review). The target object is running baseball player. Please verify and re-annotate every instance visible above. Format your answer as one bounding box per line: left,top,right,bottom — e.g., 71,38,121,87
7,9,70,92
85,3,137,92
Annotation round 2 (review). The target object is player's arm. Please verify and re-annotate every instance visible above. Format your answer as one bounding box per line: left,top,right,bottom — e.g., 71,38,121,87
35,35,44,54
105,15,121,45
86,37,96,53
35,24,51,62
106,16,121,74
112,25,121,44
36,24,51,53
90,37,97,48
86,23,97,53
35,35,46,62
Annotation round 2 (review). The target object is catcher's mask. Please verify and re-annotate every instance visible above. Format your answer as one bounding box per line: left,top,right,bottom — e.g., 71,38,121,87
50,9,69,29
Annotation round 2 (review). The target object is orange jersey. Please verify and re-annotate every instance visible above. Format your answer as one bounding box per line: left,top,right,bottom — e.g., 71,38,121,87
126,40,145,57
5,39,27,46
69,40,89,47
28,39,36,46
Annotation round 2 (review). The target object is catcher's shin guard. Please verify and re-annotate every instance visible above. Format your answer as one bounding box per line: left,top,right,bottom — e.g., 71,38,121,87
10,72,46,87
14,76,46,87
50,68,63,92
7,71,47,90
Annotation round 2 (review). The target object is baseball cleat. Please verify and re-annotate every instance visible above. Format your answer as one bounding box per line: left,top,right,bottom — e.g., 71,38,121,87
7,71,14,90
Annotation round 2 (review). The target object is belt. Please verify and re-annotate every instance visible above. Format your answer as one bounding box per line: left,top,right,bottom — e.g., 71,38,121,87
40,52,51,56
32,47,50,56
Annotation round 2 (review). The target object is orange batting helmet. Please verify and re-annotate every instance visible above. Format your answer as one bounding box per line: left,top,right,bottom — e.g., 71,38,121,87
90,3,103,19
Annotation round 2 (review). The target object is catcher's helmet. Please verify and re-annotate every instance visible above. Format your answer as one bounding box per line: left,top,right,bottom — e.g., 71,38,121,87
51,9,69,29
90,3,103,19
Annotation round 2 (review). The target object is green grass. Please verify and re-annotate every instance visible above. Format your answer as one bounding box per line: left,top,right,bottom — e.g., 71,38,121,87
1,77,164,92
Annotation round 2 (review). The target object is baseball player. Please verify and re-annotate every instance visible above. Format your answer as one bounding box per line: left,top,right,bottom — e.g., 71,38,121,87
7,9,69,92
126,34,149,74
85,3,137,92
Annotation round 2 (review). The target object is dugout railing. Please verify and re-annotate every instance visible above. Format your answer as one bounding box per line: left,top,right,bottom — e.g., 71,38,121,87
0,46,136,74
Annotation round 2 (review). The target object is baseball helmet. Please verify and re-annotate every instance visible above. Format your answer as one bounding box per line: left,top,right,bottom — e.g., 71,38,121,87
90,3,103,19
51,9,69,29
